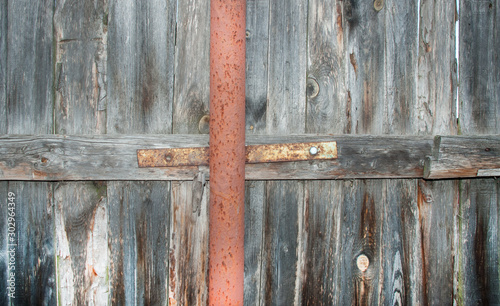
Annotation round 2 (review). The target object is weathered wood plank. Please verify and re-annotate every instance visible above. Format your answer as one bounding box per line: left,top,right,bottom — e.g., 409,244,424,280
244,1,270,304
168,1,210,303
302,0,346,304
107,0,175,304
4,0,56,304
417,1,458,304
425,135,500,179
172,0,210,135
168,181,209,305
53,1,109,303
341,0,420,304
261,0,307,304
0,0,6,134
0,1,7,304
458,0,500,304
4,134,500,181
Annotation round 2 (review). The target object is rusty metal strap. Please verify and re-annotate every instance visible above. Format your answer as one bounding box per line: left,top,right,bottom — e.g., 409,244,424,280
137,141,337,167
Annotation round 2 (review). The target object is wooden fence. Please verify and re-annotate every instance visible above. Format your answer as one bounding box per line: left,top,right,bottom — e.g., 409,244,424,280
1,0,499,305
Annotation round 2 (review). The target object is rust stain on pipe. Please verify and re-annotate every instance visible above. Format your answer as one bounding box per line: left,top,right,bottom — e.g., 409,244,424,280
209,0,246,305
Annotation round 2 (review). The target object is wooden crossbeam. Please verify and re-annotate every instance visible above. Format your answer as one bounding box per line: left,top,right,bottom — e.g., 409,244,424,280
0,134,498,181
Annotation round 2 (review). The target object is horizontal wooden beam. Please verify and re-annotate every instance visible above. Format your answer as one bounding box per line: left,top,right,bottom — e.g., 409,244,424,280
424,135,500,179
0,134,498,181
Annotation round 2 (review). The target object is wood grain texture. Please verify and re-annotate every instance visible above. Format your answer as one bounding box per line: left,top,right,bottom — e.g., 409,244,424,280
0,182,8,306
0,2,7,304
341,0,420,304
303,1,346,304
0,0,6,134
107,0,175,304
416,1,458,304
244,0,270,304
172,0,210,134
168,1,210,302
4,0,56,304
53,1,109,303
168,181,209,305
4,134,500,181
108,181,170,305
458,0,500,304
261,0,307,304
425,135,499,179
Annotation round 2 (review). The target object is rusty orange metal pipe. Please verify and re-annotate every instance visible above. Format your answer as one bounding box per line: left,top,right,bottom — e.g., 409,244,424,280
209,0,246,304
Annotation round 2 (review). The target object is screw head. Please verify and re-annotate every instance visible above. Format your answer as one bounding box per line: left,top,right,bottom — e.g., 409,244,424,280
309,146,319,155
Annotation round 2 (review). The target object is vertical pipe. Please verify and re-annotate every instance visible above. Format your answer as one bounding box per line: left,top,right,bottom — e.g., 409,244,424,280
209,0,246,305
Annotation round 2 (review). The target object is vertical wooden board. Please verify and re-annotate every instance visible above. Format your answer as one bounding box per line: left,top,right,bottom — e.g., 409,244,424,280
244,1,269,305
108,182,170,305
169,0,210,302
6,0,54,135
4,0,56,304
0,2,7,304
306,0,346,134
459,0,499,135
172,0,210,134
7,182,55,304
340,0,421,304
107,0,176,304
417,0,458,304
0,0,6,133
244,181,266,305
53,1,109,303
459,0,500,304
245,0,270,134
301,180,343,305
459,180,500,304
262,181,304,305
107,0,175,134
266,0,307,134
168,181,209,305
0,183,8,306
260,0,307,304
303,1,346,304
343,0,386,135
54,182,108,305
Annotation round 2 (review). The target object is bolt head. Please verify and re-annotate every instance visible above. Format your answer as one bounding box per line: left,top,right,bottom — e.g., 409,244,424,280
309,146,319,155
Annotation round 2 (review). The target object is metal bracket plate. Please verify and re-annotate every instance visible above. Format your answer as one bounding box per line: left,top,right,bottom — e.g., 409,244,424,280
137,141,337,167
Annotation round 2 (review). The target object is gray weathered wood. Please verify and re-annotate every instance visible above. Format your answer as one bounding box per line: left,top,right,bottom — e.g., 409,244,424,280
261,0,307,304
339,0,420,304
417,1,458,304
169,0,210,302
425,135,500,179
107,0,175,304
0,1,7,304
3,0,56,304
172,0,210,135
302,1,346,304
244,1,270,304
3,134,500,181
458,0,500,304
53,1,109,303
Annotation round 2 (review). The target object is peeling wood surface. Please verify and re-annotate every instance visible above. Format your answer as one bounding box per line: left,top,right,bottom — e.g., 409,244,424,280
458,0,500,304
53,1,109,304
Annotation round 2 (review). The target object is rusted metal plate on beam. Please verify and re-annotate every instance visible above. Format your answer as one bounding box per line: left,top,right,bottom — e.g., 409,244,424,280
137,141,337,167
137,147,210,167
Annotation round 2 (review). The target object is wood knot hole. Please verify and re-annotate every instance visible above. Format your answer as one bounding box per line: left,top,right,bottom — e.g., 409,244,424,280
357,254,370,272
